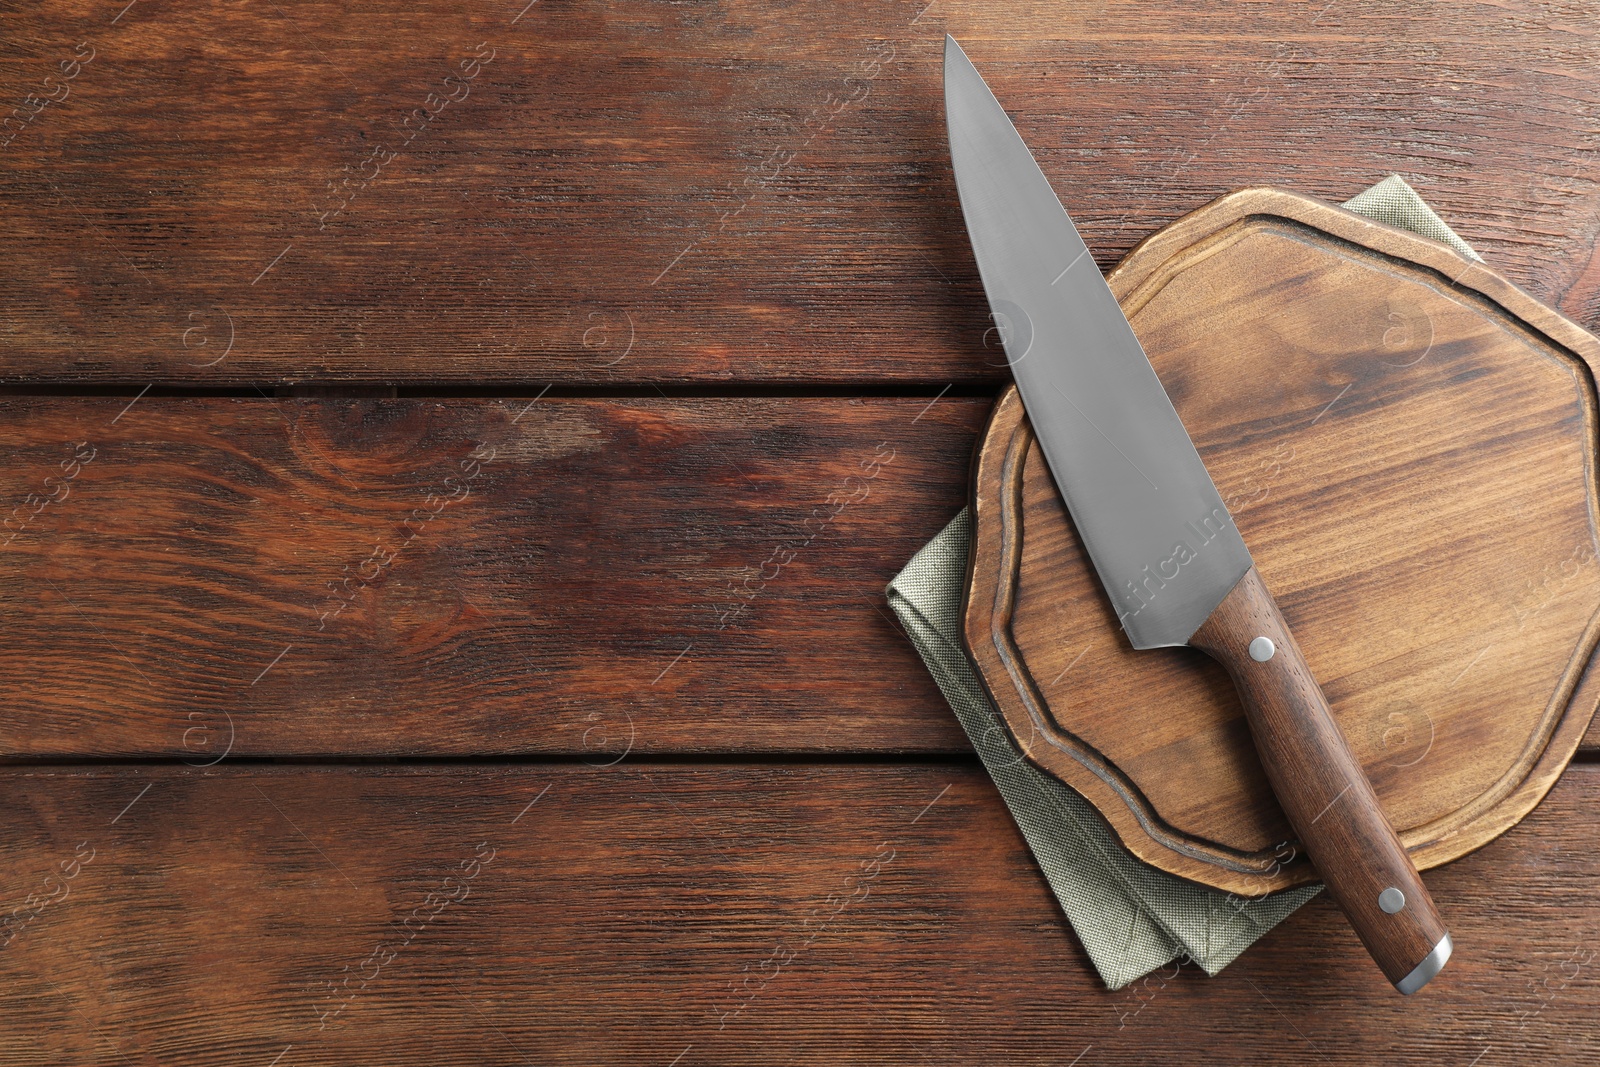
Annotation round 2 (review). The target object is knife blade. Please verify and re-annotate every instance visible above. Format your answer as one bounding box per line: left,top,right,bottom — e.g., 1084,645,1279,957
944,34,1452,993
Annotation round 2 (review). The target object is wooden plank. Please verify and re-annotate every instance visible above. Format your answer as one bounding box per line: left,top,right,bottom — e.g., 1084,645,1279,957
3,1,1599,383
0,396,978,757
0,392,1595,759
0,761,1596,1064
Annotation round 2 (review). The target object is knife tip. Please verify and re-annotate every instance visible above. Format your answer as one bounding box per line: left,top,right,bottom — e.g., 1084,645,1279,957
943,34,971,79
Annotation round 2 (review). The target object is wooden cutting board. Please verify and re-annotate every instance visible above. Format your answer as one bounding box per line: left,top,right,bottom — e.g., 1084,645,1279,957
962,187,1600,895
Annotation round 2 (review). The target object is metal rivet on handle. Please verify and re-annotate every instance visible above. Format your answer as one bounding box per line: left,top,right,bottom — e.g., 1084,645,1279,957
1379,887,1406,914
1248,636,1276,662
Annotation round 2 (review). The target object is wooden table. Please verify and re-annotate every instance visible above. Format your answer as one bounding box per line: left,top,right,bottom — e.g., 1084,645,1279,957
2,2,1597,1063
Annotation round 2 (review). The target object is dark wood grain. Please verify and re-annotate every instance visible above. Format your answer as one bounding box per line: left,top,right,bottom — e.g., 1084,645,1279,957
0,761,1597,1065
3,1,1600,382
965,189,1600,892
1,0,1597,1046
0,396,977,758
0,0,1595,1058
0,389,1595,761
1191,567,1449,990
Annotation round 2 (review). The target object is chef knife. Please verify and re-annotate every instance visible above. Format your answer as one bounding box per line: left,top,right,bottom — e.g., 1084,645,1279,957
943,35,1451,993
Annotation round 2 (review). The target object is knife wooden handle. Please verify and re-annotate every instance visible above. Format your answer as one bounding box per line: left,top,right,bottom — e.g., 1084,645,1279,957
1189,567,1451,993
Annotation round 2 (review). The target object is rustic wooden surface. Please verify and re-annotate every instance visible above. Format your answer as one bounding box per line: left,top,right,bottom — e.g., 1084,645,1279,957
2,762,1599,1065
3,0,1600,1060
0,396,978,757
3,1,1600,382
965,189,1600,893
3,390,1596,760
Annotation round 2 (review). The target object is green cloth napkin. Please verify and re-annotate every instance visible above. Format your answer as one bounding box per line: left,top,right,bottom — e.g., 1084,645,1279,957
887,176,1476,990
